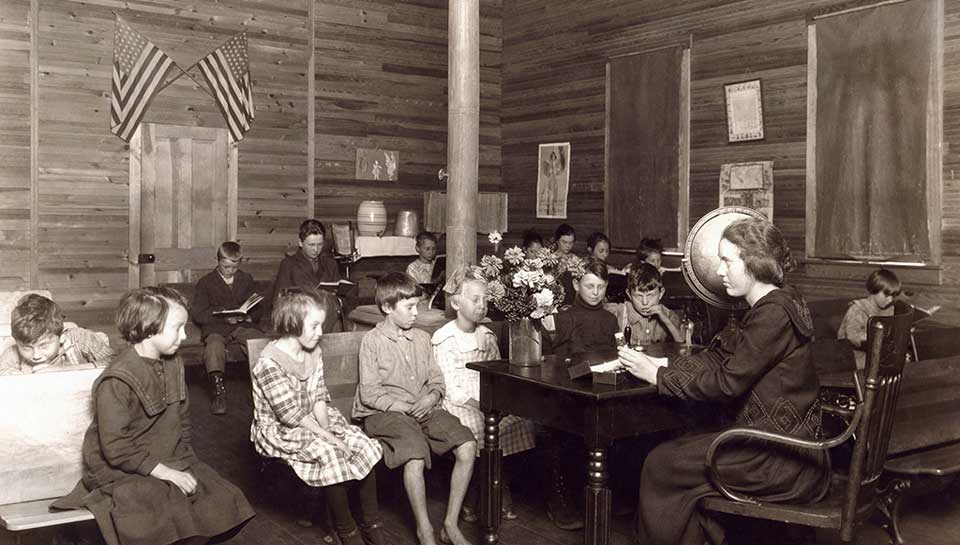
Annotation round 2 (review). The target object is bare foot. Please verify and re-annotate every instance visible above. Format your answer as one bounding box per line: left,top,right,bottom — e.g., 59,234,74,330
416,525,438,545
440,524,474,545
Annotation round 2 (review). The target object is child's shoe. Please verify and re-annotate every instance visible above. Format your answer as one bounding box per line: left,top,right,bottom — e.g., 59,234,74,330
337,527,366,545
210,372,227,415
360,521,384,545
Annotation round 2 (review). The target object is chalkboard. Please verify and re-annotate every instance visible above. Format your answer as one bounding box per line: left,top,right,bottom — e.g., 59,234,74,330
605,46,686,250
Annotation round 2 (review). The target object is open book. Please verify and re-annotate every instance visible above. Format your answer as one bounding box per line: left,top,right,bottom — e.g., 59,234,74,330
316,279,357,295
913,304,942,323
212,293,264,317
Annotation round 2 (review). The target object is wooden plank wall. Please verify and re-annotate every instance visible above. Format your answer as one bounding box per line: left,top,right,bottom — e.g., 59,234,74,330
0,0,32,290
312,0,503,253
0,0,312,332
2,0,505,334
502,0,960,326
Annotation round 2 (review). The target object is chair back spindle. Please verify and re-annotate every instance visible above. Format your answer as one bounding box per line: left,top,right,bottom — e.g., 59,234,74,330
840,301,913,540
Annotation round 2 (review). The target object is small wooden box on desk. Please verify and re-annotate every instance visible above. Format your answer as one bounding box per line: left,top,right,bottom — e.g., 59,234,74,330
566,344,703,385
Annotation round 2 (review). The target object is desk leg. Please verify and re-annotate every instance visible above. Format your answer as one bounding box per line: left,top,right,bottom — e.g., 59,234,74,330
584,447,611,545
479,411,502,545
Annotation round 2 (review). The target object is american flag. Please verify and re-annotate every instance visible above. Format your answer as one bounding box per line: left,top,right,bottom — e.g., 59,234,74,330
110,17,176,142
197,33,255,142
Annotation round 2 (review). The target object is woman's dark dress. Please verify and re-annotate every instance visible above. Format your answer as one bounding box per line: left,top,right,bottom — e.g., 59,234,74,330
56,347,255,545
636,286,829,545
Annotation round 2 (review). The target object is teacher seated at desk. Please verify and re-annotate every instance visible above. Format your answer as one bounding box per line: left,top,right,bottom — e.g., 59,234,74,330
617,217,829,545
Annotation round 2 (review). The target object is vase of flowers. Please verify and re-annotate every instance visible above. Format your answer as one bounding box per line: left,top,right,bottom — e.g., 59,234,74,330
470,244,568,366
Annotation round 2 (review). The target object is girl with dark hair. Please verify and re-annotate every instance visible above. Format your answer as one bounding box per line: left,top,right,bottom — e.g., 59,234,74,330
60,287,254,545
619,217,828,545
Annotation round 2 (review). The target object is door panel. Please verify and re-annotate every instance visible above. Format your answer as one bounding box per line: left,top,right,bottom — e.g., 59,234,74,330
129,124,237,288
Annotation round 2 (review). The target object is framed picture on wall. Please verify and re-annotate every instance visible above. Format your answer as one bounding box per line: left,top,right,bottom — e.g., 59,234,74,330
536,142,571,219
723,79,765,142
718,161,774,220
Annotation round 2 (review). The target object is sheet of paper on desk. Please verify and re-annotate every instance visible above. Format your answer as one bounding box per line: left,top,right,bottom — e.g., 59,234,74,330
590,359,624,372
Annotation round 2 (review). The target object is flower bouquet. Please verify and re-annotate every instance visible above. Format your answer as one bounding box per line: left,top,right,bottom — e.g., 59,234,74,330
470,236,584,365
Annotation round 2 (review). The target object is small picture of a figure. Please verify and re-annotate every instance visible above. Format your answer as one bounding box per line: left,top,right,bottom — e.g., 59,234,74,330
356,148,399,181
536,142,570,219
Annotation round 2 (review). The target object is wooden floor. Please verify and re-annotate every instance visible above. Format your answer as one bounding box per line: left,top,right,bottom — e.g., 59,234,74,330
5,363,960,545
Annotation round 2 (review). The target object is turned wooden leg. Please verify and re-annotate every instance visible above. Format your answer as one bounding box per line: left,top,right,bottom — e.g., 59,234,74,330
479,411,502,545
584,447,611,545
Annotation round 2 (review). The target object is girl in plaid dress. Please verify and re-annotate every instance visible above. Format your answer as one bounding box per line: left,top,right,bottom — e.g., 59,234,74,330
433,269,536,521
251,288,384,545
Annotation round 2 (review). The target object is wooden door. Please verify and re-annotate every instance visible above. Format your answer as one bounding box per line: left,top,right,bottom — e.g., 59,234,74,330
128,124,238,288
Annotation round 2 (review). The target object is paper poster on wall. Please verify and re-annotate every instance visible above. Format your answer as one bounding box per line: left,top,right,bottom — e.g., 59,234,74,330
356,148,399,181
536,142,571,219
719,161,774,220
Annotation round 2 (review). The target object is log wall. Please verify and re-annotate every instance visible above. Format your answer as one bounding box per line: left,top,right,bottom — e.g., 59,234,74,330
501,0,960,325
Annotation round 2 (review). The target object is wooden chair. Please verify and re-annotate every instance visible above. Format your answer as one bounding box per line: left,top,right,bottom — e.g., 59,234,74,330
701,300,914,542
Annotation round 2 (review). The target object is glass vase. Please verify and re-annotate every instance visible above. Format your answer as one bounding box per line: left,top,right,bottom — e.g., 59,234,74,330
508,318,543,367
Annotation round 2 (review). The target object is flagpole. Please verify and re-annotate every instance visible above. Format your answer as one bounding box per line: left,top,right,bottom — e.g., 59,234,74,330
155,62,214,98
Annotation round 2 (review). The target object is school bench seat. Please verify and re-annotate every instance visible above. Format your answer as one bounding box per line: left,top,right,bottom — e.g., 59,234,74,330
0,499,94,531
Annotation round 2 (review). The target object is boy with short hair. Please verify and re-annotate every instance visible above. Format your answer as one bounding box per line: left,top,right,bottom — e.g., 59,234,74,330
273,219,342,296
353,272,477,545
0,293,113,375
552,257,620,361
406,232,439,284
191,241,264,415
605,263,682,345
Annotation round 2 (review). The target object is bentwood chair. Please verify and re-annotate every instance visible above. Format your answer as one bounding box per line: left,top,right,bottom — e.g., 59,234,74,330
701,301,914,542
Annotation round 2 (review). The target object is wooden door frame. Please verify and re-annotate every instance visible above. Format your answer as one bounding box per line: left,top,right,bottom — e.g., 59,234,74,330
128,124,238,288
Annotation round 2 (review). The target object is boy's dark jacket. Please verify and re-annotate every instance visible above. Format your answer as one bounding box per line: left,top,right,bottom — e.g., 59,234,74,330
190,269,262,338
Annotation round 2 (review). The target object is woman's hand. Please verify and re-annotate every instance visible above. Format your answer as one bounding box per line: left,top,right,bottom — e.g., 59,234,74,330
618,346,665,384
150,463,198,496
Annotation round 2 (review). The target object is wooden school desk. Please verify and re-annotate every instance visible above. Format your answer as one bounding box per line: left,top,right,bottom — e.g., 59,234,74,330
467,344,701,545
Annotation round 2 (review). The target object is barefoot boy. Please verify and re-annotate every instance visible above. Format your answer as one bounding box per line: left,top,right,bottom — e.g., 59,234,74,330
353,272,476,545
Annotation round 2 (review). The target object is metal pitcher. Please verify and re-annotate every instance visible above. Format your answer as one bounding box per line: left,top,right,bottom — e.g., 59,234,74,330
395,209,419,237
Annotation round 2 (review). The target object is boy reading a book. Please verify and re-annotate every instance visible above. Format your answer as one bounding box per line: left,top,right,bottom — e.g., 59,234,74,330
0,293,113,375
273,219,342,295
191,241,264,414
353,272,476,545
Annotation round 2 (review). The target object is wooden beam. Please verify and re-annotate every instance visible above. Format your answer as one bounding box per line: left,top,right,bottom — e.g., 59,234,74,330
446,0,480,301
29,0,38,289
307,0,316,218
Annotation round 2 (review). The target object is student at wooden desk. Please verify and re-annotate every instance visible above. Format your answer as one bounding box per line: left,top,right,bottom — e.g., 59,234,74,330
617,217,829,545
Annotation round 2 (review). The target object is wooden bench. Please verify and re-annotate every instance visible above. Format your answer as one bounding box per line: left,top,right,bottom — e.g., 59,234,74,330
878,355,960,544
0,369,101,542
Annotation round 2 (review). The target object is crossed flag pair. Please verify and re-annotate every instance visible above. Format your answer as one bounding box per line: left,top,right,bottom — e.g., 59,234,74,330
111,16,255,143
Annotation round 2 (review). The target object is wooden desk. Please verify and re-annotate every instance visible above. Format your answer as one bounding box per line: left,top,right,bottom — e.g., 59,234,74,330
468,344,698,545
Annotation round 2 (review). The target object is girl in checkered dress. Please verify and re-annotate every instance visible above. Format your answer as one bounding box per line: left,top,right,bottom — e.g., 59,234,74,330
433,269,536,521
251,288,384,545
